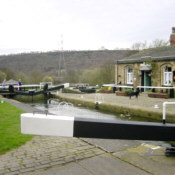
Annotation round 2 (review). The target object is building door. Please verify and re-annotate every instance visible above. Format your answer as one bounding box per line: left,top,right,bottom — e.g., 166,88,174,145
141,71,151,92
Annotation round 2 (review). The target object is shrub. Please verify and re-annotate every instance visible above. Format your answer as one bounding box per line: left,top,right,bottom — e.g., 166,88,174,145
123,89,133,93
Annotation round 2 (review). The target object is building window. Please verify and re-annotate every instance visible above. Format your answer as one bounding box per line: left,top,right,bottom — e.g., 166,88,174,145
127,68,133,84
164,66,172,86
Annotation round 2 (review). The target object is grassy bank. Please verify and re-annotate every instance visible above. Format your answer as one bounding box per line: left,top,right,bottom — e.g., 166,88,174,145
0,98,33,155
14,94,49,103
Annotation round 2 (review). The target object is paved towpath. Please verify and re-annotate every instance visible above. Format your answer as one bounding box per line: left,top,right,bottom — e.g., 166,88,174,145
0,95,175,174
56,92,175,119
0,136,104,175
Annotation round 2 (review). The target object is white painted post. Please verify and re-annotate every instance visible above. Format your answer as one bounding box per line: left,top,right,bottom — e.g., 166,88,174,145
63,83,70,88
21,113,74,137
163,102,166,124
163,102,175,124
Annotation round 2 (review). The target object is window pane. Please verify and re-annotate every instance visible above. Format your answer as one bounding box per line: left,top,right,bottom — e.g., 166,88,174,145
164,68,172,85
169,72,172,84
168,67,172,72
164,72,172,85
164,66,171,72
128,68,133,73
164,72,167,85
127,68,133,84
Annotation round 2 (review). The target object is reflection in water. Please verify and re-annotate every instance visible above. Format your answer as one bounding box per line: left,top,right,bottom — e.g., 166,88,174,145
34,100,118,120
94,93,104,104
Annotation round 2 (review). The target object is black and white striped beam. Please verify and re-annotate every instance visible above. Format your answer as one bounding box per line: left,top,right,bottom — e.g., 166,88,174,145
21,113,175,141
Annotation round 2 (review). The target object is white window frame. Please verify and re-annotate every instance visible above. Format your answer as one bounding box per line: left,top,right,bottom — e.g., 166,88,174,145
127,68,133,84
164,67,172,86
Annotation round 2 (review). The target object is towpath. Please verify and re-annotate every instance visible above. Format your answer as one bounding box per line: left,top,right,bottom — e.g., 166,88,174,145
56,92,175,121
0,95,175,174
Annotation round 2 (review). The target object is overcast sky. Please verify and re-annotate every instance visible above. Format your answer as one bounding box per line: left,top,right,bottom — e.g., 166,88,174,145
0,0,174,55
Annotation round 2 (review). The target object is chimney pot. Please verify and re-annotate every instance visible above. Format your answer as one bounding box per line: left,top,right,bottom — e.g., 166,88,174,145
172,27,175,33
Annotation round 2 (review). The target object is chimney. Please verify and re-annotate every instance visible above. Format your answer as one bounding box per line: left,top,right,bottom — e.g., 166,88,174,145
170,27,175,46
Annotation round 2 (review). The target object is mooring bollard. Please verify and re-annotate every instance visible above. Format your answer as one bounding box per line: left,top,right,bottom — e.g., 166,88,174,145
163,102,175,124
95,102,99,109
169,88,174,98
29,90,35,102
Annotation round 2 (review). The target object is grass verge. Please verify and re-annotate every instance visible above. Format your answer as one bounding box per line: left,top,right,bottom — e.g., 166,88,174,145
0,98,33,155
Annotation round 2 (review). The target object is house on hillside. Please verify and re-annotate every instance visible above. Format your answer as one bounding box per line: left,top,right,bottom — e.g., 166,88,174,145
0,79,18,86
5,79,18,85
115,27,175,91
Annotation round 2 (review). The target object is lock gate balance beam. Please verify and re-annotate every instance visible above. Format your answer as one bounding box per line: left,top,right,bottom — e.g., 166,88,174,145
21,113,175,141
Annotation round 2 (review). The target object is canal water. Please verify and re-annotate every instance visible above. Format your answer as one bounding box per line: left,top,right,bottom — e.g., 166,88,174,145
29,99,171,148
32,99,119,120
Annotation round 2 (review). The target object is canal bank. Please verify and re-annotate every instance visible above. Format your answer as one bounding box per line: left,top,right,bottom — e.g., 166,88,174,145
1,96,175,174
54,92,175,123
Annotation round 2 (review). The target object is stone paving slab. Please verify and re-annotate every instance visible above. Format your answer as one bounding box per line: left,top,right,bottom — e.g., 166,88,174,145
22,154,152,175
24,162,93,175
113,143,175,175
78,153,151,175
82,138,140,153
0,136,105,175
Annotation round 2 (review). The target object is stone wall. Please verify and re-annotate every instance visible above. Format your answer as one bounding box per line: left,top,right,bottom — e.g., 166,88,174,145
115,60,175,88
115,63,141,88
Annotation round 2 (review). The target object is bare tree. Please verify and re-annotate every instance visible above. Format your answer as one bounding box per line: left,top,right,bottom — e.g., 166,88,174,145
99,46,108,50
131,39,169,50
149,39,169,48
131,41,148,50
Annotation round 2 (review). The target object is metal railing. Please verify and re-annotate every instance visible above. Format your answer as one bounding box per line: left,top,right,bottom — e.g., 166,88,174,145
163,102,175,124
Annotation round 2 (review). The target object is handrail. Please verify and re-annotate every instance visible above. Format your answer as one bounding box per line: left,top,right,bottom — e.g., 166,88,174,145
137,86,175,89
115,85,133,89
114,85,175,89
163,102,175,124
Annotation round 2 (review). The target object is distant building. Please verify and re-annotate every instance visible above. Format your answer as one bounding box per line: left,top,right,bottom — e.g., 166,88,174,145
115,27,175,91
4,79,18,86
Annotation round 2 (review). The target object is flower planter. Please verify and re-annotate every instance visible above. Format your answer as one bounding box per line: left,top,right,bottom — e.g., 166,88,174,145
98,89,113,93
115,91,129,96
148,93,169,99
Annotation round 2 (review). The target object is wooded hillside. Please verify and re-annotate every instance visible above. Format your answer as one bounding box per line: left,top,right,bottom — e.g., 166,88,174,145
0,50,137,76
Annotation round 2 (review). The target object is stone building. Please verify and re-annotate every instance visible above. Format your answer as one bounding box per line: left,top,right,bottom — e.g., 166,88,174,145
115,28,175,90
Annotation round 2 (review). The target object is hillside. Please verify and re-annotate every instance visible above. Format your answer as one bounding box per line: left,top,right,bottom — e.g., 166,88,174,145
0,50,137,76
119,45,175,60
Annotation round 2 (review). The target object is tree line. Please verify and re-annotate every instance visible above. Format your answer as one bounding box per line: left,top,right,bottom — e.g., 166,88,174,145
0,38,169,86
0,61,114,86
130,38,169,50
0,68,54,85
